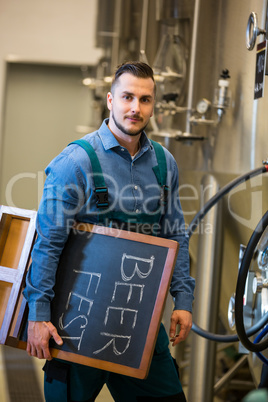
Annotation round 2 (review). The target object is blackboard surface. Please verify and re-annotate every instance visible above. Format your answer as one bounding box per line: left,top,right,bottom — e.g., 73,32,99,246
49,223,179,379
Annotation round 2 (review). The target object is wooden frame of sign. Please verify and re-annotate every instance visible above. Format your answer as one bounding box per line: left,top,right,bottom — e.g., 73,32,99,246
0,205,36,346
46,223,179,379
19,222,179,379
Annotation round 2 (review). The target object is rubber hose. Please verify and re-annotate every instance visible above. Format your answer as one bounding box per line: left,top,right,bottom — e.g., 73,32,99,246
187,165,268,343
186,165,268,238
235,210,268,352
254,325,268,365
192,311,268,342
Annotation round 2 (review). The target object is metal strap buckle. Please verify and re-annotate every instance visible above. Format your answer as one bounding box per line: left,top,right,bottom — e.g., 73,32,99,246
95,187,109,208
160,185,169,206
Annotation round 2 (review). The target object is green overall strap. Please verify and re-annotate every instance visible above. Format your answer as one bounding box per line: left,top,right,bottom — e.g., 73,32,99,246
150,139,169,207
69,138,169,214
69,139,109,208
150,139,167,186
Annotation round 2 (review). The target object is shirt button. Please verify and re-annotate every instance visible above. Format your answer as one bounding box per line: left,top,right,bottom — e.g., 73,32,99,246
134,185,138,190
136,209,140,213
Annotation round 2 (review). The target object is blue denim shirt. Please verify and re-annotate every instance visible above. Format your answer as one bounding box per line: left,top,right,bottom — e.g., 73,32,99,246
23,119,195,321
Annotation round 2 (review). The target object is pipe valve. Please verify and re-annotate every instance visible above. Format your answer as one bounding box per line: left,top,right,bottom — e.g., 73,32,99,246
213,69,231,120
252,273,268,294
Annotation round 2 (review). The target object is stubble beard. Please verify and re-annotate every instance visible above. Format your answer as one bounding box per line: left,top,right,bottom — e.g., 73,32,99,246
111,112,148,137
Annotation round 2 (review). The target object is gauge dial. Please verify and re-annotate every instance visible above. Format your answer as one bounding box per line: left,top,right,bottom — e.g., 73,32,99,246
196,98,211,114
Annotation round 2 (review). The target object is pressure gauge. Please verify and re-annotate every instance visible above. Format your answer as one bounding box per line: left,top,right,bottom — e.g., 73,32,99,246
196,98,211,114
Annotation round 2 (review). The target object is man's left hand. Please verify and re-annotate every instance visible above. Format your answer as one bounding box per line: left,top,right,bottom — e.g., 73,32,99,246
169,309,192,346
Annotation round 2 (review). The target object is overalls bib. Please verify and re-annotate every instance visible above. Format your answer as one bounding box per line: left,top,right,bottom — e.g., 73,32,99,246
70,139,169,234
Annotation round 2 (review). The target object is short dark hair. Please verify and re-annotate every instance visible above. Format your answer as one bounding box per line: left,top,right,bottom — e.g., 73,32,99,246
111,61,156,94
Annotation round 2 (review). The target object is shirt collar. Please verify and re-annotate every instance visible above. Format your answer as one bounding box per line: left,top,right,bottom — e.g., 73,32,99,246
98,118,152,152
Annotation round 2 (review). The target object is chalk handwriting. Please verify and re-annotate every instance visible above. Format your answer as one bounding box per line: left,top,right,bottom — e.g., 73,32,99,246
121,254,155,281
58,313,87,351
111,282,145,303
57,252,156,357
73,270,101,295
65,291,94,316
93,333,132,356
104,306,138,328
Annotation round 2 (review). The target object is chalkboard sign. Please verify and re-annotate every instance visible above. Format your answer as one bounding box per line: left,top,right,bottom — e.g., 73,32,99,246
48,223,179,379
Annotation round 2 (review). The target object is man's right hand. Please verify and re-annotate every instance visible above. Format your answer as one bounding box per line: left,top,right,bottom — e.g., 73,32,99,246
26,321,63,360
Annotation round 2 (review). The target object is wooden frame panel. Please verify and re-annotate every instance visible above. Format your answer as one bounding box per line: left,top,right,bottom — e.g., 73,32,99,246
0,206,36,344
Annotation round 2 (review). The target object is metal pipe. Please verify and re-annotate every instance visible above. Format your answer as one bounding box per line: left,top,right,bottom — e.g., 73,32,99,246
214,355,248,394
140,0,149,55
185,0,201,134
188,174,222,402
111,0,122,73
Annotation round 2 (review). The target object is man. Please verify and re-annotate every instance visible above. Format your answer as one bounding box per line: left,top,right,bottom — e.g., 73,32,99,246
23,61,195,401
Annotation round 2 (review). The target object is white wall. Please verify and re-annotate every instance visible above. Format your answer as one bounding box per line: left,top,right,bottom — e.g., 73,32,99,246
0,0,103,165
0,0,102,65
